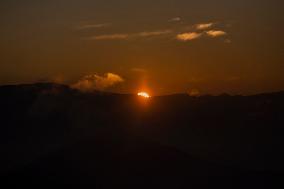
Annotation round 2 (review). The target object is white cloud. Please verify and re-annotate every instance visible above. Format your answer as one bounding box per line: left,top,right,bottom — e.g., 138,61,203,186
72,73,124,92
206,30,227,37
196,23,214,30
169,17,181,22
176,32,202,41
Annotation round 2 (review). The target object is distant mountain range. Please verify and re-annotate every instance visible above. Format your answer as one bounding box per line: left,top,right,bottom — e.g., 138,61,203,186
1,83,283,188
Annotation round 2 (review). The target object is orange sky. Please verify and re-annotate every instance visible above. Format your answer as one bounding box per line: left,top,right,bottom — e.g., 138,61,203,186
0,0,283,95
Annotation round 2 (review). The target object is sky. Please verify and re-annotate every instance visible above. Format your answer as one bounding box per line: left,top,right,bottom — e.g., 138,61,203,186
0,0,283,95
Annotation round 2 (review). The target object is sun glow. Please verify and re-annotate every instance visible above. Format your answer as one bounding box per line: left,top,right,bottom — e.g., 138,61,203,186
137,92,150,98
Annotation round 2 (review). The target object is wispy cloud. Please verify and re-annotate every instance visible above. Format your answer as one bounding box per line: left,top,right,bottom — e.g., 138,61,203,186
87,30,172,41
196,23,214,30
78,23,111,30
176,32,202,41
72,73,124,92
169,17,181,22
206,30,227,37
82,21,229,43
137,30,172,37
88,34,130,40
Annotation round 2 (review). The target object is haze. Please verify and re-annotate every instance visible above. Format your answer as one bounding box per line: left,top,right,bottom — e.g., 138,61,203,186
0,0,283,95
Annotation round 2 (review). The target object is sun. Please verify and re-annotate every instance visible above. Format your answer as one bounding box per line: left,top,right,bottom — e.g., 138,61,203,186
137,92,150,98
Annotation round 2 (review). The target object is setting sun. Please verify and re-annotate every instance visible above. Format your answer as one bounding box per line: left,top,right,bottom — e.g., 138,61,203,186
137,92,151,98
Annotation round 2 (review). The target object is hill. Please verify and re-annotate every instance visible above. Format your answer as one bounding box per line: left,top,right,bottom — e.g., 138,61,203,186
0,83,283,188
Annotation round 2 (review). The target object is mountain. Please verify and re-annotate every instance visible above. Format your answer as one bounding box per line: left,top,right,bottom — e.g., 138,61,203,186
0,83,283,188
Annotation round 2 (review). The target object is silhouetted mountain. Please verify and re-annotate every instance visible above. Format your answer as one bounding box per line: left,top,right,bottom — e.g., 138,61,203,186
0,83,283,188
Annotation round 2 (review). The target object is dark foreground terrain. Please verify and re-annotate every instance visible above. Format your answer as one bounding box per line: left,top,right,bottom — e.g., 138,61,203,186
0,83,283,188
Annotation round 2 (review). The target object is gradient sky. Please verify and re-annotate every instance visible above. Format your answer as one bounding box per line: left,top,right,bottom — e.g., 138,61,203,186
0,0,283,95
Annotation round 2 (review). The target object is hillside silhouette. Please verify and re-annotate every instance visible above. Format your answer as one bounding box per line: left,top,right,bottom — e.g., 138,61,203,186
1,83,283,188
